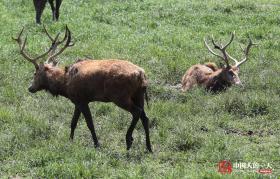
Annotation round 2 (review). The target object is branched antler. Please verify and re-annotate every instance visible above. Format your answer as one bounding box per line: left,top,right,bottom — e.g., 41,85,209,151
43,25,74,65
234,37,256,67
204,32,255,68
13,25,74,68
13,27,54,69
46,25,74,64
204,32,235,67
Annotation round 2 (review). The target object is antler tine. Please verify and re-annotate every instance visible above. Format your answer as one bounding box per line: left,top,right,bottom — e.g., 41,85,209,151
19,37,40,69
46,25,74,64
235,37,255,67
206,34,230,67
54,25,72,47
43,24,62,48
239,43,245,53
63,25,74,47
227,53,239,64
222,31,235,49
43,24,64,47
225,31,254,66
52,32,61,45
43,24,54,42
13,28,53,69
12,27,24,43
57,27,68,46
226,43,244,65
65,26,73,45
66,26,75,47
211,35,222,49
224,33,239,65
204,37,224,60
45,32,60,64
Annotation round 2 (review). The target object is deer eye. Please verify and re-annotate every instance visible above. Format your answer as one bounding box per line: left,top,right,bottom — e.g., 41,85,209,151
228,71,235,76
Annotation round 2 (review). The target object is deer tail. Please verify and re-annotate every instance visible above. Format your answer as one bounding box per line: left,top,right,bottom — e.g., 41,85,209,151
144,87,149,108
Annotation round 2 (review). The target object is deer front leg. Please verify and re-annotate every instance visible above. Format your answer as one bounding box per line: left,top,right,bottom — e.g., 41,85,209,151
48,0,56,21
78,103,99,148
33,0,48,24
55,0,63,20
70,105,81,140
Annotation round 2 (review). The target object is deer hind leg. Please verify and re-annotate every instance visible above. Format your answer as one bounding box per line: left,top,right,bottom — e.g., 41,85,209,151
77,103,99,148
181,75,196,92
70,105,81,140
133,90,152,152
48,0,55,21
126,107,141,151
140,111,152,152
33,0,48,24
115,98,142,151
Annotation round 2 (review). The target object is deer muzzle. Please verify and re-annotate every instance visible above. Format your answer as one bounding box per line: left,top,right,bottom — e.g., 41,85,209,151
234,79,243,87
28,86,37,93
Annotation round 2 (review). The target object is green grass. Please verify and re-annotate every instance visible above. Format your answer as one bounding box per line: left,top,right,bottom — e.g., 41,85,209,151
0,0,280,178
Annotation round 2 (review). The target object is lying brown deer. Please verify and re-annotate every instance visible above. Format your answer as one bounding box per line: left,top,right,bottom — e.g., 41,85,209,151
13,26,152,152
33,0,62,24
181,32,255,92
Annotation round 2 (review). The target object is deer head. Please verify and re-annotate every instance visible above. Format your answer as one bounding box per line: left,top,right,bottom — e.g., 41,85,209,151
204,32,255,86
13,25,74,93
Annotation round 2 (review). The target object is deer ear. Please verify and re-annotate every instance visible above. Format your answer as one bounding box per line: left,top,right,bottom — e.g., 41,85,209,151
232,66,240,72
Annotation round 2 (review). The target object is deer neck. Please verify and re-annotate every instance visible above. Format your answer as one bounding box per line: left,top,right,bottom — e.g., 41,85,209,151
207,69,231,91
45,67,68,97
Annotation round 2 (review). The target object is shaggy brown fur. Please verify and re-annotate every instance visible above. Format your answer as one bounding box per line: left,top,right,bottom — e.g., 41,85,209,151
204,62,218,71
181,63,241,92
14,26,152,152
29,59,152,152
33,0,62,24
182,32,255,92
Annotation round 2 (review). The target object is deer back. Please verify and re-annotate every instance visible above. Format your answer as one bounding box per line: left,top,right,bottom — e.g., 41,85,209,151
66,59,147,103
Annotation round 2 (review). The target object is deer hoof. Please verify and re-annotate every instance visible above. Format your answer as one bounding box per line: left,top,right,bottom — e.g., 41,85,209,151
126,136,134,150
94,142,100,148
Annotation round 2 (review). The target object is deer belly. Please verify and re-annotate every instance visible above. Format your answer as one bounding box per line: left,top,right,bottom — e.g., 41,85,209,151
67,76,108,103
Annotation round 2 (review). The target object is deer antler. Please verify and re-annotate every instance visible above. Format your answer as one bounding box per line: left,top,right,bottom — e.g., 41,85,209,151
43,24,69,47
44,25,74,65
13,27,55,69
234,37,256,67
204,32,235,67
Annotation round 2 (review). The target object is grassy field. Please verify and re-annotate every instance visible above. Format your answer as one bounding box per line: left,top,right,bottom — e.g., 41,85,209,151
0,0,280,178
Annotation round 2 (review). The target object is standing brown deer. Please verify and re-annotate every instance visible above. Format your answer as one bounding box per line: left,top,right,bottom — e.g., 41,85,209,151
13,26,152,152
181,32,255,92
33,0,62,24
